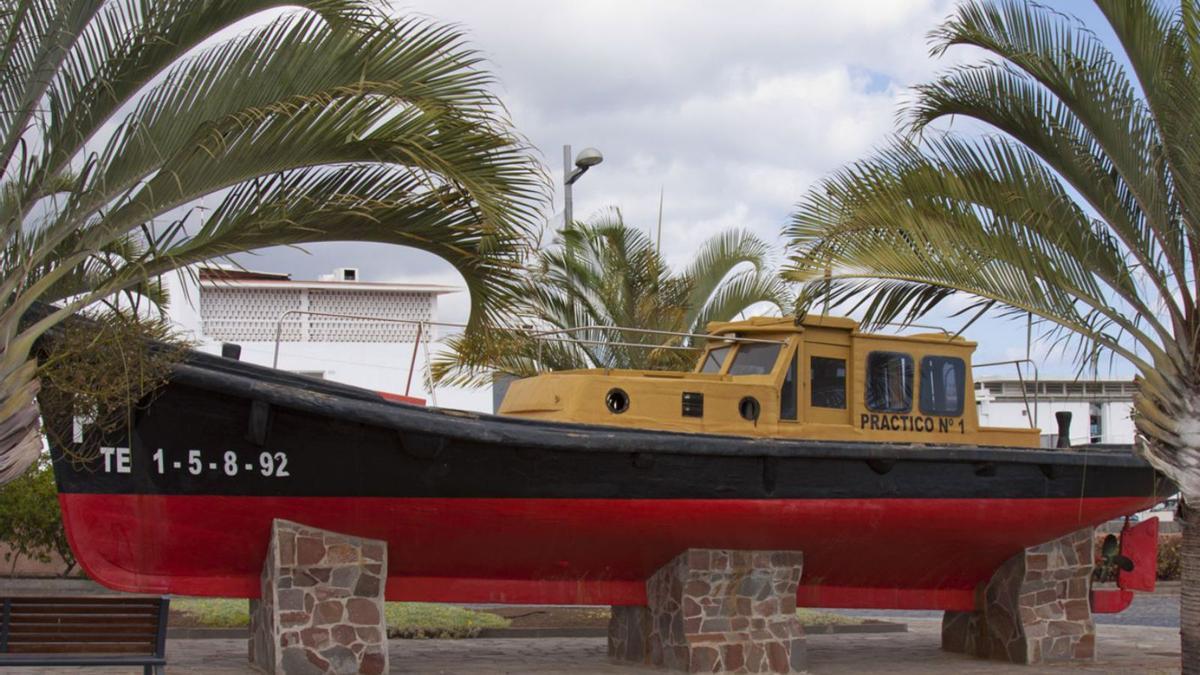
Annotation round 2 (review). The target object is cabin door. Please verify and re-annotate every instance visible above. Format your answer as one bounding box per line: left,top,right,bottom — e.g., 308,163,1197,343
804,343,850,425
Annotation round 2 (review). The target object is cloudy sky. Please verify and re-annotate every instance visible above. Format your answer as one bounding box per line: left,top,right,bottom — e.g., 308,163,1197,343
236,0,1128,378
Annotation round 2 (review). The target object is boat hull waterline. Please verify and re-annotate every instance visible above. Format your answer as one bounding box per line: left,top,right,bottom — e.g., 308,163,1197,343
50,353,1171,610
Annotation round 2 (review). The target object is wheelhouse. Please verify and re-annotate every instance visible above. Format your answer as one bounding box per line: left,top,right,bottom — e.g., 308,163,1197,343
499,315,1038,448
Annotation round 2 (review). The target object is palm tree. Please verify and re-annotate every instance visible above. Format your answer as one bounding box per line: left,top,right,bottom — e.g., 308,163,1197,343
0,1,545,483
783,0,1200,669
436,209,791,385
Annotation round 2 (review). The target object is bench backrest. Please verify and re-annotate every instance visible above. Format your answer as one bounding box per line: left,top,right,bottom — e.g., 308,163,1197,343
1,596,169,657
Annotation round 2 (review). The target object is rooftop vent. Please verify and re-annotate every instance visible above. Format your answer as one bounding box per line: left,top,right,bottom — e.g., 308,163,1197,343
319,267,359,282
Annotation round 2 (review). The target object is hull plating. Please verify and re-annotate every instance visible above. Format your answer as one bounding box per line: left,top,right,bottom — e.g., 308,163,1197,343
50,353,1171,609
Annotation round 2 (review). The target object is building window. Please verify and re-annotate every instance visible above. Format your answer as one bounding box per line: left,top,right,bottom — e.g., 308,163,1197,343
866,352,913,413
919,356,965,417
810,356,846,409
780,353,798,419
727,343,782,376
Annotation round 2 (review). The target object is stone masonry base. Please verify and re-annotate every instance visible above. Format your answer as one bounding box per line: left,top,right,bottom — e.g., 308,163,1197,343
942,527,1095,663
249,519,388,675
608,549,805,673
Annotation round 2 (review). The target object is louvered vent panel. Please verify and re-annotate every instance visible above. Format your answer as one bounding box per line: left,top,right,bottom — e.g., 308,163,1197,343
307,290,430,342
201,287,303,341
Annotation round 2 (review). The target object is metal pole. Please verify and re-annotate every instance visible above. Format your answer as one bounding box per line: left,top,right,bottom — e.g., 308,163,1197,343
563,144,573,227
421,322,437,406
405,322,423,397
1025,311,1032,361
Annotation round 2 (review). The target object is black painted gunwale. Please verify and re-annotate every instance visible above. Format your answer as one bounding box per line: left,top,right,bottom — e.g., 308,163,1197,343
175,350,1151,468
48,348,1172,502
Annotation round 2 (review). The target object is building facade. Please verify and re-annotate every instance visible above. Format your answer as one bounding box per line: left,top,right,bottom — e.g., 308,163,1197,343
163,266,492,412
974,377,1136,447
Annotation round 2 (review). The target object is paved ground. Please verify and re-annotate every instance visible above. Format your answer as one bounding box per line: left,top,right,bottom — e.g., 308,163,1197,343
7,619,1181,674
842,583,1182,628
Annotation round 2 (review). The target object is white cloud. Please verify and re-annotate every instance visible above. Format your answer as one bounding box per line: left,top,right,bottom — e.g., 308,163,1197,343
242,1,961,320
395,0,957,263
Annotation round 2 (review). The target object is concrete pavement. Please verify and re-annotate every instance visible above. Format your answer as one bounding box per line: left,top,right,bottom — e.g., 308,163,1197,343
5,619,1181,674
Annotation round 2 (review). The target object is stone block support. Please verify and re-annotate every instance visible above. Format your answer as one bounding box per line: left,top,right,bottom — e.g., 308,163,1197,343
249,519,388,675
609,549,805,673
942,527,1095,664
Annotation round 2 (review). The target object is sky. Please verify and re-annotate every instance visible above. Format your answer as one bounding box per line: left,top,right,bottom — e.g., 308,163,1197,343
233,0,1133,379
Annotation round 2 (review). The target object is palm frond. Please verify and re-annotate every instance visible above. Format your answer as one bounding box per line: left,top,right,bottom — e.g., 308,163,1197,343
436,211,788,384
0,0,548,483
785,0,1200,498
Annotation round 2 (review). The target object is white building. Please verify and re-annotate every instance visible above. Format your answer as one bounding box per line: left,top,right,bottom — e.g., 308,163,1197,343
162,265,493,412
974,377,1137,447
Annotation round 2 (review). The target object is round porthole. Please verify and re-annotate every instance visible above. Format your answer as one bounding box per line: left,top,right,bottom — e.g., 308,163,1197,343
606,388,630,414
739,396,760,421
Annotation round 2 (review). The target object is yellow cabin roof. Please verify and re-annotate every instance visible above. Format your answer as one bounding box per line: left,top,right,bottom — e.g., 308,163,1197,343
499,315,1035,449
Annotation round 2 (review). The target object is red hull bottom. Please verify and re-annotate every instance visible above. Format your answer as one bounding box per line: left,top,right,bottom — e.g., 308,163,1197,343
60,494,1150,610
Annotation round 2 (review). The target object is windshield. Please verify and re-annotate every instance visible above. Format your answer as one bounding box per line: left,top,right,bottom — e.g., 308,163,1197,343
727,343,782,376
699,345,732,373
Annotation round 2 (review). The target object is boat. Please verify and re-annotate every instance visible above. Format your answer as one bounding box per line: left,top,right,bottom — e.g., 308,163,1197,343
47,315,1171,610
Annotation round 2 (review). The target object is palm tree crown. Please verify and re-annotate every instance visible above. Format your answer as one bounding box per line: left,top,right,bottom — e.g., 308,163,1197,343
436,209,792,385
783,2,1200,668
0,0,546,481
786,0,1197,501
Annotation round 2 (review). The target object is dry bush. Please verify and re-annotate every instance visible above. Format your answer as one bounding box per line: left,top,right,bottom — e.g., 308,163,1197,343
1093,530,1181,582
37,311,191,466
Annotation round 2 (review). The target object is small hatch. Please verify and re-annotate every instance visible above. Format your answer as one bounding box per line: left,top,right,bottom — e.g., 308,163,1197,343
682,392,704,417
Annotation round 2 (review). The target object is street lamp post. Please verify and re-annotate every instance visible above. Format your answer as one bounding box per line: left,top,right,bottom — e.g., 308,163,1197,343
563,144,603,227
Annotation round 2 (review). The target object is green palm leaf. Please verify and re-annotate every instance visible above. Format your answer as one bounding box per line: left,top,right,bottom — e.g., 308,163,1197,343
784,0,1198,504
0,0,547,482
434,210,790,387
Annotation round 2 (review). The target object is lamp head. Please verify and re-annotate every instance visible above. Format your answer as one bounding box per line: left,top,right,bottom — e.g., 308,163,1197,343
574,147,604,169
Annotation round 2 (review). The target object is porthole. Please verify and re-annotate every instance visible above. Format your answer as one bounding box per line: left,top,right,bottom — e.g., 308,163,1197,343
606,388,630,414
739,396,760,422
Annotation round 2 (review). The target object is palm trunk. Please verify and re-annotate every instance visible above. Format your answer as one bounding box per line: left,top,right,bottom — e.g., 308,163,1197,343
1184,501,1200,674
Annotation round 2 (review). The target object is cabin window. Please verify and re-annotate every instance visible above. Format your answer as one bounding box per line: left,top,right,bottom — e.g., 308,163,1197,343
866,351,913,413
728,343,782,376
810,357,846,409
780,353,798,419
920,356,965,416
700,346,732,373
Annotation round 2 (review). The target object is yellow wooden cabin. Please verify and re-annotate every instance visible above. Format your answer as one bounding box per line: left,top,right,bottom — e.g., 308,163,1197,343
498,315,1040,448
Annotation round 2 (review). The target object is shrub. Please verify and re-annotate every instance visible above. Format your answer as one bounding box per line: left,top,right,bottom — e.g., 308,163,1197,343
1158,534,1181,581
0,453,75,576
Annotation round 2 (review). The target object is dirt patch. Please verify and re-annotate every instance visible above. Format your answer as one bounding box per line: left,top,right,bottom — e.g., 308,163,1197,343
482,606,611,629
479,606,879,629
169,610,212,628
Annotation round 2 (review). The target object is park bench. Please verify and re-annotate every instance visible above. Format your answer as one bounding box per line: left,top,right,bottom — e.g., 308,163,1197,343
0,596,169,674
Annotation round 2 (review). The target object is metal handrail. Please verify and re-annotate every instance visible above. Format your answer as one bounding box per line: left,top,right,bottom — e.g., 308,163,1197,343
877,321,952,336
528,325,786,345
530,325,785,372
269,311,790,393
271,310,469,396
972,359,1040,429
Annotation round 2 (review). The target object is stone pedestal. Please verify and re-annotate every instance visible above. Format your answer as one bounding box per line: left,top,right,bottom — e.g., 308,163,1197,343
942,527,1095,663
249,519,388,675
609,549,805,673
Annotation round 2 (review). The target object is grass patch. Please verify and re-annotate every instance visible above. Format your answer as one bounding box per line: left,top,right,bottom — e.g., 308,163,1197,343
172,598,249,628
796,608,864,625
170,598,510,638
385,602,509,639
